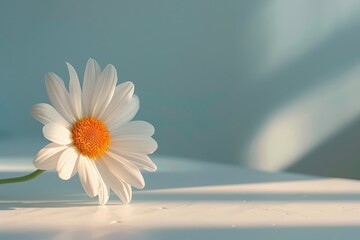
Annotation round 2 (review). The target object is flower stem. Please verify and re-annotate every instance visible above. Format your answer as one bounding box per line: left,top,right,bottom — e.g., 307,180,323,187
0,169,45,184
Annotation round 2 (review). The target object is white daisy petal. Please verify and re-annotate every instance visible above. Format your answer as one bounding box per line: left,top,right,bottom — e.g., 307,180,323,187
95,160,132,203
31,103,70,128
43,123,72,145
57,147,79,180
90,64,117,118
66,62,82,119
110,135,158,154
98,180,110,205
107,95,140,130
70,160,79,178
45,72,76,123
123,181,132,203
103,152,145,189
83,58,101,116
111,120,155,137
99,81,134,122
116,152,157,172
33,143,67,170
78,155,100,197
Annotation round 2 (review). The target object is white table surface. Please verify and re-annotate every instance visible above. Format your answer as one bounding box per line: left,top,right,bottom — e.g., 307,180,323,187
1,155,360,240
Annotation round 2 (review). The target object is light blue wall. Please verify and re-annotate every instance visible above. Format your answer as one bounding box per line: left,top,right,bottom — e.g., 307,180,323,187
2,0,360,179
0,0,247,162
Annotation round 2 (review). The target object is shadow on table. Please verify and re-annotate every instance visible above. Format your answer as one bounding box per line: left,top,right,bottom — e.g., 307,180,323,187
3,186,360,210
0,201,100,210
0,229,93,240
2,225,360,240
110,225,360,240
134,190,360,202
144,164,322,190
1,161,357,209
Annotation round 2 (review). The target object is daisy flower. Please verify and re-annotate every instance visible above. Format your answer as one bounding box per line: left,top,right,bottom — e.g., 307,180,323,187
31,58,158,204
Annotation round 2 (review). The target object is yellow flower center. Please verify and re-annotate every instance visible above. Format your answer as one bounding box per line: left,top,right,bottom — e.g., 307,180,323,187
71,117,110,159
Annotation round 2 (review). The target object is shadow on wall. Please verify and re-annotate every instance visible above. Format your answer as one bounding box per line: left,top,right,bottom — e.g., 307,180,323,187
287,118,360,180
243,11,360,179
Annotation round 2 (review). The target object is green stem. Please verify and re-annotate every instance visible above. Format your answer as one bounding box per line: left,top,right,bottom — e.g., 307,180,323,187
0,169,45,184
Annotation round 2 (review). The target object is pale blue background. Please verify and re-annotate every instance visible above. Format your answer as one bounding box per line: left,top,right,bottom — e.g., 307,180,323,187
1,0,360,179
